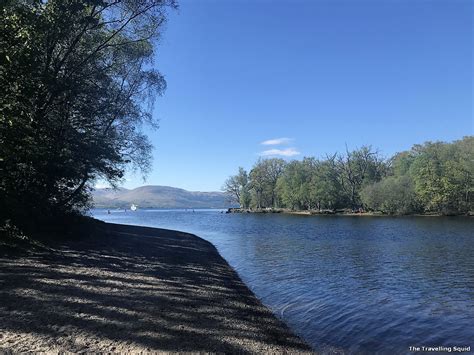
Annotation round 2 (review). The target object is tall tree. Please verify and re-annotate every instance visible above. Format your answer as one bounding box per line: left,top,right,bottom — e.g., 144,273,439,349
409,138,473,213
276,160,306,210
276,158,319,210
249,158,286,208
336,146,386,209
223,167,249,207
249,161,266,209
0,0,176,227
309,158,345,210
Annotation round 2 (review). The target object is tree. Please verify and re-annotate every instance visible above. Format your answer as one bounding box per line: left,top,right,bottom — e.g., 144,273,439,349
249,160,266,209
240,184,252,209
361,175,420,214
309,158,345,210
409,142,446,211
276,158,320,210
223,175,241,205
0,0,176,228
336,146,386,209
409,138,473,214
442,137,473,212
276,160,306,210
391,151,415,176
223,167,249,207
226,137,473,215
249,158,286,208
360,137,473,215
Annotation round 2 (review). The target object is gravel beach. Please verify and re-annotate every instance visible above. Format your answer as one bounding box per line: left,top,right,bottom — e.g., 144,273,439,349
0,222,313,353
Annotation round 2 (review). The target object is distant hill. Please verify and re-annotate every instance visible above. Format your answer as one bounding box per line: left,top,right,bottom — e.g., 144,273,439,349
92,185,235,209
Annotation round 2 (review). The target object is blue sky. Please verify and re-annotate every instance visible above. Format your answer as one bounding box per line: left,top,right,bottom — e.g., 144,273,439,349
113,0,472,192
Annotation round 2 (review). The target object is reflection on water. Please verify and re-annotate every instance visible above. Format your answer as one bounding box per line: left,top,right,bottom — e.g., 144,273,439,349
93,209,474,353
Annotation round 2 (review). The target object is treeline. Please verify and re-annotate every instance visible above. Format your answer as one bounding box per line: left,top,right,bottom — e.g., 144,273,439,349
223,137,473,215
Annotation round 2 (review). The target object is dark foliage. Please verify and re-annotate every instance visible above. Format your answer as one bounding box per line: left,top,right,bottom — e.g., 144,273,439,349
0,0,176,231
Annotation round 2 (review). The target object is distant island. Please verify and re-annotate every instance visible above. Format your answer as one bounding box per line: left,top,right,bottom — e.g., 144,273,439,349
93,185,236,209
223,137,473,216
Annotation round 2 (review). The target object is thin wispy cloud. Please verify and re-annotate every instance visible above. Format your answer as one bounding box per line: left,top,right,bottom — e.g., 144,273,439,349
261,137,293,146
259,148,300,157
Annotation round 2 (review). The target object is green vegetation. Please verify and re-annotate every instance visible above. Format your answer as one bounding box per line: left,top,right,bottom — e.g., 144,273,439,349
224,137,473,215
0,0,176,232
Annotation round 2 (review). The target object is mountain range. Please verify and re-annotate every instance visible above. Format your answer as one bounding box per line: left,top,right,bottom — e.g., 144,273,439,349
92,185,235,209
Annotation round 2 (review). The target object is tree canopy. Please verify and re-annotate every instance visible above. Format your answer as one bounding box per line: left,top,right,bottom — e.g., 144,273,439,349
0,0,176,229
224,137,473,215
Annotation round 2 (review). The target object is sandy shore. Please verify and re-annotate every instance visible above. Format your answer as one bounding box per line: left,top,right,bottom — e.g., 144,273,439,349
0,222,312,353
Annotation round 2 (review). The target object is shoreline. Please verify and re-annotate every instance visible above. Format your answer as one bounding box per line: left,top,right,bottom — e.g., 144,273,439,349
0,222,312,353
226,208,473,217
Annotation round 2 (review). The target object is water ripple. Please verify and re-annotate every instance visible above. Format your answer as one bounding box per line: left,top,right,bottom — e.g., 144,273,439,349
93,210,474,353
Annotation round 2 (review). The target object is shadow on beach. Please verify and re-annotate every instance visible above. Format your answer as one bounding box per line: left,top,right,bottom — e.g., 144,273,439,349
0,223,312,353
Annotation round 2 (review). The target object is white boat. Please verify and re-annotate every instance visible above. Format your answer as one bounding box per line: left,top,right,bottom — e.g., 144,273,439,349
130,204,137,211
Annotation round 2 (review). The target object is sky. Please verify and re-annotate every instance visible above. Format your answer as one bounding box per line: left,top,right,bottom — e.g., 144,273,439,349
110,0,473,192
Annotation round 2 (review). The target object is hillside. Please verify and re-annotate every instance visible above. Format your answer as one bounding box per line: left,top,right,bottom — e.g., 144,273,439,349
92,185,234,209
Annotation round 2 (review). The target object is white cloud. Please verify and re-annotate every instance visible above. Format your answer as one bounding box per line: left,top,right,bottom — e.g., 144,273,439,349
261,137,293,146
259,148,300,157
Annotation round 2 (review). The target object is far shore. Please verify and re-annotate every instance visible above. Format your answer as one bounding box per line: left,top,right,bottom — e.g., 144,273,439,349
226,208,473,217
0,221,312,353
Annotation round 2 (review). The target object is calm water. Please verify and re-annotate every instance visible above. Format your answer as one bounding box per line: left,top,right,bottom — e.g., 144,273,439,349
93,209,474,354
